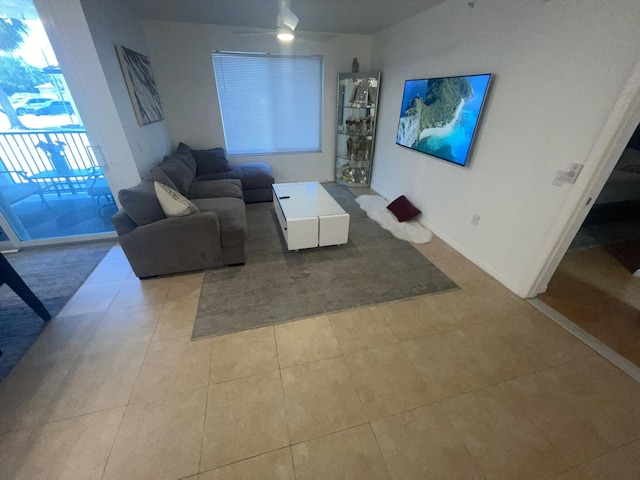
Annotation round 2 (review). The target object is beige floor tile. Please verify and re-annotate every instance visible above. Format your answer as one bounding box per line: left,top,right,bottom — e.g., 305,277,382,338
421,290,488,330
275,316,341,368
84,252,132,284
442,385,567,480
292,424,390,480
152,297,199,341
411,236,461,261
552,440,640,480
344,343,434,420
10,407,124,480
130,336,212,403
281,356,367,444
110,277,172,308
497,310,593,368
0,428,31,474
21,311,103,364
328,306,397,354
201,371,289,471
44,344,148,422
503,355,640,467
371,403,485,480
0,313,102,434
58,280,124,317
402,329,497,400
82,303,163,355
103,389,206,480
200,448,294,480
428,256,491,287
166,271,203,302
210,326,279,384
461,319,547,383
465,282,535,319
0,360,68,434
376,297,438,341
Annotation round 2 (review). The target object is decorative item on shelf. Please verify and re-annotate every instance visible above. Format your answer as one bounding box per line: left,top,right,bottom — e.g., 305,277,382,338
342,164,355,183
350,79,369,107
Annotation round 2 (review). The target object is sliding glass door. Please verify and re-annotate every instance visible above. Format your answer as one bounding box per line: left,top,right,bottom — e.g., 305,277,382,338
0,0,117,247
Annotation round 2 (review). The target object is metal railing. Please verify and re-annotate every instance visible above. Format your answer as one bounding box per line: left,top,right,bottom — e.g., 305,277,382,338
0,130,95,183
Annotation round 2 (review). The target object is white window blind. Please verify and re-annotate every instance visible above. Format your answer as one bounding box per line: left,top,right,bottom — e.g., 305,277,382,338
212,52,323,155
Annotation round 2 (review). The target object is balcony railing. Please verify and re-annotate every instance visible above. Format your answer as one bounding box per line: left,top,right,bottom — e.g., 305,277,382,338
0,128,116,242
0,129,96,182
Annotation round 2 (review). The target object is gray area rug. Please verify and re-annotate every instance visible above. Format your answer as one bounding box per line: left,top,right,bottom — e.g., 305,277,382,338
193,186,458,339
0,241,114,381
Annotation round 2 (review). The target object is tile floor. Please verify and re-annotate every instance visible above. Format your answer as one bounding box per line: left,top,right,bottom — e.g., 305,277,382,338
538,246,640,367
1,239,640,479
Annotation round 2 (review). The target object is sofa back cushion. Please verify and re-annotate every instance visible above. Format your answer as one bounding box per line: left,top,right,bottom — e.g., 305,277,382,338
192,147,231,176
118,180,166,226
146,166,178,190
173,143,197,176
158,156,194,195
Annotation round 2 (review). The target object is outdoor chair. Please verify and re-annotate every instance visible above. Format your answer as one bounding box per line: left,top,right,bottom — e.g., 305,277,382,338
85,167,114,209
0,170,48,208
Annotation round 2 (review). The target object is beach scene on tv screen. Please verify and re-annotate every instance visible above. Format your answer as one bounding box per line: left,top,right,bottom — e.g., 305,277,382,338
396,74,491,166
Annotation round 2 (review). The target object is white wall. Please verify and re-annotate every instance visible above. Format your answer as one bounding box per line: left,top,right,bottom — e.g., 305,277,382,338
142,20,371,183
34,0,141,195
79,0,172,176
370,0,640,296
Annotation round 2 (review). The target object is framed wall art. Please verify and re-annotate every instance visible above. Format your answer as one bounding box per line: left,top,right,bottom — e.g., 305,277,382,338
116,45,164,126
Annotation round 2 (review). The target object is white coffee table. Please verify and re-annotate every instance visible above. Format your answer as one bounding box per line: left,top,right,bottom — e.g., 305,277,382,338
272,182,350,251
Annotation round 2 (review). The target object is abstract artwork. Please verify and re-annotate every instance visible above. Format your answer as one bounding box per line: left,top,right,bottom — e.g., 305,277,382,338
116,45,164,126
396,73,492,166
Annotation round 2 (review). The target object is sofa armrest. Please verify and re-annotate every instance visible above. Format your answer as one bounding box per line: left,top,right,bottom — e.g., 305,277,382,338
118,212,224,277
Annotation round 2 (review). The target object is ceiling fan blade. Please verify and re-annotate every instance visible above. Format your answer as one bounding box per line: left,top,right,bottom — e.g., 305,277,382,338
231,30,276,37
278,4,299,31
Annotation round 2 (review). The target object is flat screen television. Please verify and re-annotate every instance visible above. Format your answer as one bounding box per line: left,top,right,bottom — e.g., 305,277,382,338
396,73,492,166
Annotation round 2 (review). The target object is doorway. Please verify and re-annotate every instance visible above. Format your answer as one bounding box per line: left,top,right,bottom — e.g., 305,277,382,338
0,0,117,248
537,128,640,367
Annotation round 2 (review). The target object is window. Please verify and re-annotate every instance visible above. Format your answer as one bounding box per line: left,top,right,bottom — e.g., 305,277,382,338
212,52,323,155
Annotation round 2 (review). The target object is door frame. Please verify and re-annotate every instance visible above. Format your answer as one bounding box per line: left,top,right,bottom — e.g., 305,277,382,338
528,57,640,298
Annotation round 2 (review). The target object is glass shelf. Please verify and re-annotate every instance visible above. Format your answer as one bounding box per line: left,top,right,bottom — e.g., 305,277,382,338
335,72,380,187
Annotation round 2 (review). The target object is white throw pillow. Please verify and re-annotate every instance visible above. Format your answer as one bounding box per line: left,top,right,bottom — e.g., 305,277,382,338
154,181,199,217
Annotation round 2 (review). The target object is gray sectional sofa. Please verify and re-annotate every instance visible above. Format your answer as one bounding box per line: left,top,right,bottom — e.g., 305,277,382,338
111,144,274,278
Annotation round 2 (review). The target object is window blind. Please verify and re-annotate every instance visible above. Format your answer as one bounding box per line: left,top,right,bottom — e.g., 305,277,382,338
212,52,323,155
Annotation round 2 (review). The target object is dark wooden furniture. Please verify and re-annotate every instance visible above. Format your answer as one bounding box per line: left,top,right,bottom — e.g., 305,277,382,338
0,251,51,322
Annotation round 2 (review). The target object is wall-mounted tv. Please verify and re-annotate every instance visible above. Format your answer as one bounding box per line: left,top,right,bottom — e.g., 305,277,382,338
396,73,492,166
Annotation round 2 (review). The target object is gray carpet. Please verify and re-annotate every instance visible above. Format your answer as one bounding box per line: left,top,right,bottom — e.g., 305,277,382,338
0,241,114,381
193,186,458,339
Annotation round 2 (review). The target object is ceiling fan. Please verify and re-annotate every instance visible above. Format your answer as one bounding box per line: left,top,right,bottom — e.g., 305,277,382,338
233,0,300,42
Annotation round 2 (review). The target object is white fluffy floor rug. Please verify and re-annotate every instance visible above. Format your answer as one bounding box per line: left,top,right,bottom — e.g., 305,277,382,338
355,195,433,244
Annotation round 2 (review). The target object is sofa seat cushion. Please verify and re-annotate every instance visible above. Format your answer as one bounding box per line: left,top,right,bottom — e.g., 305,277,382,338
188,179,243,200
118,180,166,226
196,162,274,190
192,197,247,247
159,156,194,195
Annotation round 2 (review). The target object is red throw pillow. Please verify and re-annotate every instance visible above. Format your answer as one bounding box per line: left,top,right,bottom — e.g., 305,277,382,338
386,195,421,222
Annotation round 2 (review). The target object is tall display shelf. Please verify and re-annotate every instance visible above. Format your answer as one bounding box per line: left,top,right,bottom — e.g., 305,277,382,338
335,72,381,187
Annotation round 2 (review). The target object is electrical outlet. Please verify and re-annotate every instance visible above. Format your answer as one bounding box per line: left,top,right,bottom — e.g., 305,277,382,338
471,214,480,225
553,171,568,186
566,163,584,184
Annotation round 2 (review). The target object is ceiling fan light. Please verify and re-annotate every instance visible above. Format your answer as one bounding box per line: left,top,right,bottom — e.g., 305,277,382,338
277,28,295,41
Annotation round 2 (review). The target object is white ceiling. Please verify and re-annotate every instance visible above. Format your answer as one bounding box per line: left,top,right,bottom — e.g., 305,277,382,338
128,0,447,35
